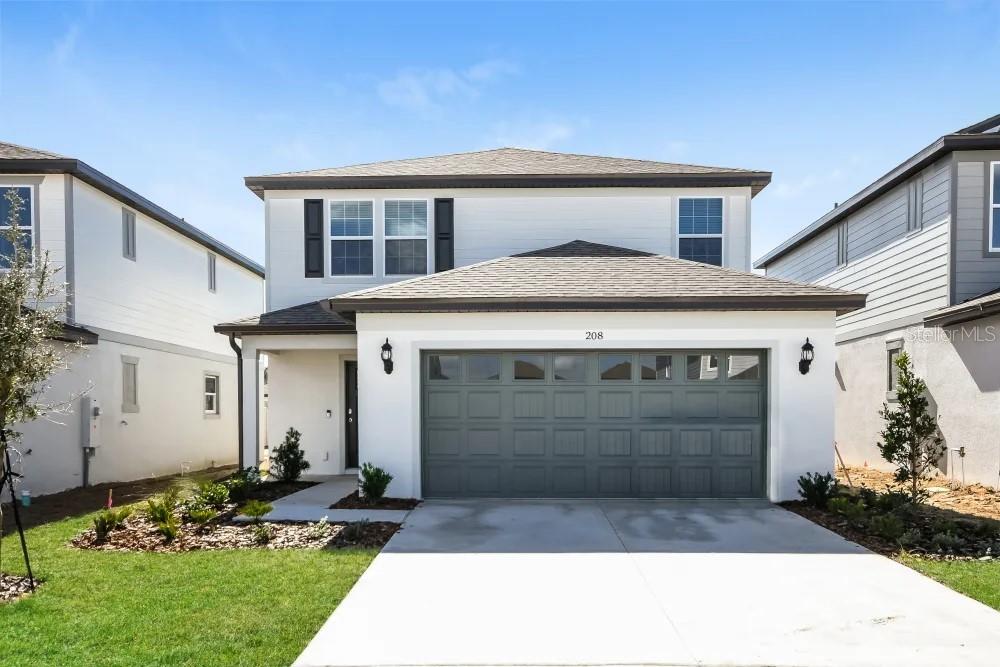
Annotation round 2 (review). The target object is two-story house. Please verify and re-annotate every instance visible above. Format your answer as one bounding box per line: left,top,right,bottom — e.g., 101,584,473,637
1,141,264,496
217,148,864,502
757,114,1000,488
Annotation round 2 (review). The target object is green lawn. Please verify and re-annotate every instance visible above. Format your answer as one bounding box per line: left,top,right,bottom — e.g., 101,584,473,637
901,556,1000,611
0,510,377,667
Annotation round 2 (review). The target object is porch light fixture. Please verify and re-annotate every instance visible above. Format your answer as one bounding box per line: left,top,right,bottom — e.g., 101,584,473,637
799,338,814,375
380,338,394,375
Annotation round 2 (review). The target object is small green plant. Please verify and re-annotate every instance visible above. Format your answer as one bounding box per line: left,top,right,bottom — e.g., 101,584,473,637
93,507,133,541
252,523,274,544
270,428,311,482
187,507,217,528
898,527,923,548
309,516,331,540
341,519,369,542
225,467,262,502
240,500,273,523
930,531,966,553
797,472,838,509
359,463,393,501
192,481,229,510
869,513,906,541
146,490,179,524
828,497,866,523
157,515,180,543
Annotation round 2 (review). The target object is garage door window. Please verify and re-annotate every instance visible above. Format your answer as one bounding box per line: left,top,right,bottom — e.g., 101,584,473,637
553,354,585,381
640,354,672,380
428,354,460,381
600,354,632,381
687,354,719,380
727,353,760,381
513,354,545,380
467,355,500,382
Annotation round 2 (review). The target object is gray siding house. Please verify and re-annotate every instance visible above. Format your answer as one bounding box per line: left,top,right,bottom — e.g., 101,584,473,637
757,114,1000,488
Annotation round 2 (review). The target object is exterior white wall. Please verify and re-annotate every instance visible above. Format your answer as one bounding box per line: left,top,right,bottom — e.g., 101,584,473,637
71,178,263,355
265,187,753,310
354,310,837,502
834,316,1000,488
12,338,239,497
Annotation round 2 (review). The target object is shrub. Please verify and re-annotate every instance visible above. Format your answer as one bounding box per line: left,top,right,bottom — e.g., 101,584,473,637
157,515,180,543
146,490,178,524
828,497,866,523
872,489,912,514
359,463,393,501
192,481,229,510
187,507,217,527
93,507,133,541
309,516,331,540
226,467,262,502
240,500,273,523
797,472,838,509
270,428,311,482
252,523,274,544
341,519,369,542
869,513,906,541
930,531,966,553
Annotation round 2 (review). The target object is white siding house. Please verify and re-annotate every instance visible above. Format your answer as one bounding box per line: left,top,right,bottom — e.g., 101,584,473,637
1,142,264,497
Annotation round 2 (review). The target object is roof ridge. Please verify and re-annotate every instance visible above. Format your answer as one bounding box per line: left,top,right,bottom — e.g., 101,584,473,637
0,139,68,159
255,147,517,179
492,146,758,174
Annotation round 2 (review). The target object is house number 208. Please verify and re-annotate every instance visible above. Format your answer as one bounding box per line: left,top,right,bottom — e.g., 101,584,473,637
585,331,604,340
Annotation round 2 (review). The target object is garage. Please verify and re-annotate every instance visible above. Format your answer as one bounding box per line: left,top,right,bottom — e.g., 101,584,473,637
421,349,767,498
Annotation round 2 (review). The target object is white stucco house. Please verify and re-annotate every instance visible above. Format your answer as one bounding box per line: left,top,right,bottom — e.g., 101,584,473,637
217,148,865,502
1,141,264,497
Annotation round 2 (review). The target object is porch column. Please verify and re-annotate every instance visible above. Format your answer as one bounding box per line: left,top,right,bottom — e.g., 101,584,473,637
240,339,260,470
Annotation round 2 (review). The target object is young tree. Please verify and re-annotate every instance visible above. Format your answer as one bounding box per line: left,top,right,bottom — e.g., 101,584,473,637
269,427,310,482
1,187,77,586
876,351,945,502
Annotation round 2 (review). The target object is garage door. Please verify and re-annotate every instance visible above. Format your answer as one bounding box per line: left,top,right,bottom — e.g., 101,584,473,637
421,350,767,498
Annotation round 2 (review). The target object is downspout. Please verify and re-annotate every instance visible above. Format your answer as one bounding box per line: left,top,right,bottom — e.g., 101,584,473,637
228,333,244,470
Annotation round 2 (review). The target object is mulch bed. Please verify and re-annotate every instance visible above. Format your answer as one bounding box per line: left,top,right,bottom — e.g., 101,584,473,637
330,490,420,510
246,480,317,503
0,573,40,603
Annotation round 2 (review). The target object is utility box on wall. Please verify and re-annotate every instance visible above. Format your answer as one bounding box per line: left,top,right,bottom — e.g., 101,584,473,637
82,396,101,448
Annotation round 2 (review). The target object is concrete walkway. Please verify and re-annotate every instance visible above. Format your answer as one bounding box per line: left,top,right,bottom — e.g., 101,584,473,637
234,475,412,523
295,499,1000,667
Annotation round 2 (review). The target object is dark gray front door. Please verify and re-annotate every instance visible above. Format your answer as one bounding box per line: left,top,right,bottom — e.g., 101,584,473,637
421,350,767,499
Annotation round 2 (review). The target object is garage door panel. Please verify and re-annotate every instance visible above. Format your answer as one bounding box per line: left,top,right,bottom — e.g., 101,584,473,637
719,429,754,457
684,391,720,418
467,391,502,418
426,428,462,456
638,430,672,456
467,465,502,495
679,429,713,457
553,391,586,418
719,466,755,497
552,465,587,496
724,390,762,419
599,392,632,418
427,391,461,419
514,392,547,418
598,430,631,456
513,429,546,456
639,392,673,418
638,467,671,496
553,429,586,456
467,429,501,456
598,466,632,495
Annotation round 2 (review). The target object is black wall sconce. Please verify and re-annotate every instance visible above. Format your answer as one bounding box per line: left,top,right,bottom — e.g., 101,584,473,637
380,338,394,375
799,338,814,375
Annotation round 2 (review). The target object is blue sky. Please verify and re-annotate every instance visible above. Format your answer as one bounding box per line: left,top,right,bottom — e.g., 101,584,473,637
1,1,998,264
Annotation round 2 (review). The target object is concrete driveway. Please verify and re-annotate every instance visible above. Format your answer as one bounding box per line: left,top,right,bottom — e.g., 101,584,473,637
295,500,1000,667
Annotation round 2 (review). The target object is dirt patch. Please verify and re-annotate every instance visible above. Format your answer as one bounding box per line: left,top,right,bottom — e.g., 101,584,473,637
330,490,420,511
0,573,39,603
837,465,1000,522
244,480,317,503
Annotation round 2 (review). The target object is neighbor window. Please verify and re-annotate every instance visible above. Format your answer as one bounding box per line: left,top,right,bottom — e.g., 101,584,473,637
204,374,220,415
207,252,217,292
0,186,33,269
428,354,460,381
553,354,585,381
599,354,632,381
121,356,139,413
686,354,719,381
330,201,374,275
678,197,723,266
467,355,501,381
122,209,136,260
836,222,848,266
886,340,904,394
991,162,1000,252
640,354,671,380
385,200,428,275
513,354,545,380
727,353,760,381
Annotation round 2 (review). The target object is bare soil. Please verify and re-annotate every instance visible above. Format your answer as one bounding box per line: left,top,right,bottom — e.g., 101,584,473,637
330,490,420,510
837,465,1000,521
0,573,39,603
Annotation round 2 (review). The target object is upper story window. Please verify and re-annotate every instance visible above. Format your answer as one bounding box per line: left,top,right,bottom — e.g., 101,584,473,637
122,209,136,261
0,186,33,269
207,252,217,292
677,197,723,266
991,162,1000,252
330,200,374,276
384,200,428,275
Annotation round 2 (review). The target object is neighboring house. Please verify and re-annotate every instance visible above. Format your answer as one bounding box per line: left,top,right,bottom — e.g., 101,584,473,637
757,114,1000,488
217,148,864,502
1,142,265,496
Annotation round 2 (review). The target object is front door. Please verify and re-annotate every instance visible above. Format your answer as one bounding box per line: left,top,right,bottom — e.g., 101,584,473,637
345,361,359,469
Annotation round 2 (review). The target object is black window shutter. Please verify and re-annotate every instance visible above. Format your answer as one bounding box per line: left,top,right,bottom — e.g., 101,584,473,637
304,199,324,278
434,198,454,272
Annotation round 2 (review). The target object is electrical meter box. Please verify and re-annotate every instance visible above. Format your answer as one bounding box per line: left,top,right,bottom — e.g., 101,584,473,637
82,396,102,448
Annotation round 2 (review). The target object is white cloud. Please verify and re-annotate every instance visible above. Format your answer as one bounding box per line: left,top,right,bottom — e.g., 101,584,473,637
377,59,517,111
489,117,585,150
51,23,81,65
771,167,847,200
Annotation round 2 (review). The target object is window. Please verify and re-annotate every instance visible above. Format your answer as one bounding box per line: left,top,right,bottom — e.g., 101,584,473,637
553,354,585,381
599,354,632,381
886,339,904,395
686,354,719,381
428,354,460,380
836,222,848,266
678,197,723,266
122,209,136,260
727,353,760,380
207,252,217,292
204,374,220,415
121,356,139,413
991,162,1000,252
513,354,545,380
0,186,33,268
906,179,924,233
640,354,671,380
330,201,373,275
385,200,428,275
467,355,500,381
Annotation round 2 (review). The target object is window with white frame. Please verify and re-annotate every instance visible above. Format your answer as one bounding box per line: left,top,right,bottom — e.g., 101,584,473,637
204,374,220,415
677,197,723,266
991,162,1000,252
122,356,139,413
0,186,33,269
207,252,217,292
330,201,374,276
384,200,428,275
122,209,136,261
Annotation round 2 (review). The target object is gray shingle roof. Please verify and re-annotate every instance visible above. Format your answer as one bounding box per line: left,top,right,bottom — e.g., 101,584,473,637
215,301,356,335
330,241,866,315
0,141,66,160
924,287,1000,327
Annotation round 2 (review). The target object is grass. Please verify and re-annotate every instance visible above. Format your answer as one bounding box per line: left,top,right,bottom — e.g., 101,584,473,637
901,556,1000,611
0,509,377,666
